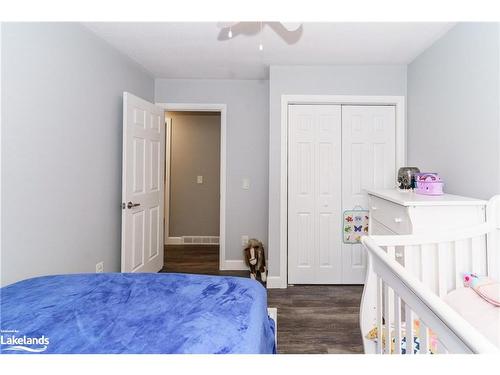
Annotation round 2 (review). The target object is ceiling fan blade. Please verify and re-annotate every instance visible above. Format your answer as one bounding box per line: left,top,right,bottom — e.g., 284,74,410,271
216,22,261,41
267,22,303,44
216,22,304,44
281,23,302,32
216,22,239,29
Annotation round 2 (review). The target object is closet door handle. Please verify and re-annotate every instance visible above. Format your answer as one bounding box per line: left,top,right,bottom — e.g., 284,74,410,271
127,202,140,209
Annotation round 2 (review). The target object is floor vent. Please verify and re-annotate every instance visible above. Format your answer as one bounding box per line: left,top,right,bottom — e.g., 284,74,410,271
182,236,219,245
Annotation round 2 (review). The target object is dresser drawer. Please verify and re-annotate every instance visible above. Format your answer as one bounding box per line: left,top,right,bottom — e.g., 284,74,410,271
369,195,411,234
370,218,396,235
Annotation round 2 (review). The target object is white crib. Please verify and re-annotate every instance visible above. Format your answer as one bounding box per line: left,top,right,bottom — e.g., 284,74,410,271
360,195,500,354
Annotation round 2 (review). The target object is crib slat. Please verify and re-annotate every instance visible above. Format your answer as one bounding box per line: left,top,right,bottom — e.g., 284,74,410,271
386,246,395,260
403,245,414,276
405,306,415,354
383,283,393,354
394,294,402,354
420,321,430,354
420,244,431,286
437,242,447,297
436,339,448,354
454,240,463,289
376,276,383,354
471,236,482,274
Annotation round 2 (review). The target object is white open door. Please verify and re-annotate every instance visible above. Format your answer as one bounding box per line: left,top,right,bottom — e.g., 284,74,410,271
121,92,165,273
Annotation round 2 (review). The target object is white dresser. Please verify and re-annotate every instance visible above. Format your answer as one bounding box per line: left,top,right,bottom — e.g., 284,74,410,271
366,189,488,294
367,189,487,236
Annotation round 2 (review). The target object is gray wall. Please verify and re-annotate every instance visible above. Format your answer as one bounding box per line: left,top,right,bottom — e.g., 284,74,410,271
408,23,500,200
268,65,407,278
169,111,220,237
155,79,269,263
1,23,154,286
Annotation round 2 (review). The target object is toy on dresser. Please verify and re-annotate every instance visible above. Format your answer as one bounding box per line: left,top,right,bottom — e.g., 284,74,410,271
414,173,444,195
397,167,420,190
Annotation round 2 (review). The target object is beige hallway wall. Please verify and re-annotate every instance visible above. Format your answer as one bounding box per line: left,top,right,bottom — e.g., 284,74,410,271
168,111,221,237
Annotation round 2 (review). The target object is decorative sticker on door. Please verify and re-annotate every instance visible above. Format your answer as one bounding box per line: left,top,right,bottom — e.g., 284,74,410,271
343,207,369,244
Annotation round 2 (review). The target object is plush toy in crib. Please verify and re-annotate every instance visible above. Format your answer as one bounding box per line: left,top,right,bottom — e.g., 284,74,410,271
463,272,500,307
244,239,267,282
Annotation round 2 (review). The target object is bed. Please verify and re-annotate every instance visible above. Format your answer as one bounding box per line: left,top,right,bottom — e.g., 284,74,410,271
0,273,276,354
360,195,500,354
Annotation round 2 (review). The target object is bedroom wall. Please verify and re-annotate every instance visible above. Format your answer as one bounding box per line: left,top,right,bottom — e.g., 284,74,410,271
407,23,500,200
155,79,269,266
268,65,407,281
168,111,221,237
1,23,154,286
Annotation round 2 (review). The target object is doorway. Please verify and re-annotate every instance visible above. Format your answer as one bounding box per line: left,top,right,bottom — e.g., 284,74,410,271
163,111,221,273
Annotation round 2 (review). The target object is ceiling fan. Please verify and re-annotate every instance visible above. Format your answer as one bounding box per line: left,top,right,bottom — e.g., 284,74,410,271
216,22,303,47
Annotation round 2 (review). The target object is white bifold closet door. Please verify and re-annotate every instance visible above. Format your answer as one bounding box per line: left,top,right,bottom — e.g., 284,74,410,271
288,105,342,284
288,104,396,284
341,105,396,283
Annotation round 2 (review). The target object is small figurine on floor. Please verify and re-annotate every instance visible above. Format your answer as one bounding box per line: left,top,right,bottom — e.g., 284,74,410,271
243,239,267,282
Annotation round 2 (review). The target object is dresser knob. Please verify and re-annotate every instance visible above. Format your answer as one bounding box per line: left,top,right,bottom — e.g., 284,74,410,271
394,217,403,223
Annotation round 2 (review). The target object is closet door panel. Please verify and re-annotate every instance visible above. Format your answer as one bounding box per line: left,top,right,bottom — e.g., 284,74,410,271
288,105,342,284
315,111,342,283
341,105,396,284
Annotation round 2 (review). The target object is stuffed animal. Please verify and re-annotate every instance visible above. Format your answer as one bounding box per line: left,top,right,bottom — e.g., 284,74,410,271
244,239,267,282
463,272,500,306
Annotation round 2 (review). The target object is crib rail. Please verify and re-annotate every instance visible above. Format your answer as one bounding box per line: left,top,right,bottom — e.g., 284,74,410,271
360,195,500,354
361,236,499,354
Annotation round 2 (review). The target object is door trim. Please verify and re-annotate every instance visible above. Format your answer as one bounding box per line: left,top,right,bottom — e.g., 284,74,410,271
274,95,406,289
156,103,228,271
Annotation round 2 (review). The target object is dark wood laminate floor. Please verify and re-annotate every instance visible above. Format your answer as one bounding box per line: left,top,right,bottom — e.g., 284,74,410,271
160,244,249,277
161,244,364,354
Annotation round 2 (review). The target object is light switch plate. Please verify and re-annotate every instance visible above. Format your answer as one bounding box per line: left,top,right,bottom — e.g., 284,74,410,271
197,175,203,184
241,235,249,246
242,178,250,190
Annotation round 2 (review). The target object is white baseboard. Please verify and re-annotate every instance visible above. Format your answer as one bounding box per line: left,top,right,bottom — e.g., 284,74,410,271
166,236,219,245
219,259,248,271
266,276,287,289
166,237,182,245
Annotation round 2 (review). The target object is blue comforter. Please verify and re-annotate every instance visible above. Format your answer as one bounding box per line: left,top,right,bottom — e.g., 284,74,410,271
0,273,276,354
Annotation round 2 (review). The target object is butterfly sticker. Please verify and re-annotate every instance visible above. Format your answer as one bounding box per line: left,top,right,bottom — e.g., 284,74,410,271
343,209,369,244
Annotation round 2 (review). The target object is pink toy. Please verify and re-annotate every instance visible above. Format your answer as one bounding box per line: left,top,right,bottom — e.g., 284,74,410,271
415,173,444,195
463,272,478,287
463,272,500,307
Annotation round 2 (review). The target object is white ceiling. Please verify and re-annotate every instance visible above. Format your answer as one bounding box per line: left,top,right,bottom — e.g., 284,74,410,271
84,22,454,80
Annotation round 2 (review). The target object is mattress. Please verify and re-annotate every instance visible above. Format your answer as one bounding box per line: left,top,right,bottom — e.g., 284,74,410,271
0,273,276,354
444,287,500,348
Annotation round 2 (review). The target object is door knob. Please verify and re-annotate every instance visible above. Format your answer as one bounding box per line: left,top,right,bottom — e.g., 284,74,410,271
127,201,140,209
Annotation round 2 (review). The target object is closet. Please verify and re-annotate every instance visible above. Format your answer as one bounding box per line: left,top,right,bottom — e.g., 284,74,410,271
288,104,396,284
